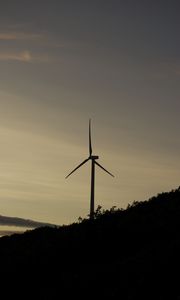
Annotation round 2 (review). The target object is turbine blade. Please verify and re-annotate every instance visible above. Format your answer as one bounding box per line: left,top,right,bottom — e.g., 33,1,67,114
65,158,89,179
95,161,114,177
89,119,92,156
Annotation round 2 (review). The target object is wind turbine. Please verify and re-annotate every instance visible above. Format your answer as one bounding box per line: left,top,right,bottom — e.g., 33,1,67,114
66,120,114,219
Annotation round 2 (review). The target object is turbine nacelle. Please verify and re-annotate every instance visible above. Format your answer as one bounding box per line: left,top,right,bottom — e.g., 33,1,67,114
90,155,99,160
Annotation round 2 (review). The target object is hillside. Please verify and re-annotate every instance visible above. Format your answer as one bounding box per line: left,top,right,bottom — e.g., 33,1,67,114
1,188,180,299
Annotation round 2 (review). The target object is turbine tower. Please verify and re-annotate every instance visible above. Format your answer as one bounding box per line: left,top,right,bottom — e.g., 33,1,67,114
65,120,114,219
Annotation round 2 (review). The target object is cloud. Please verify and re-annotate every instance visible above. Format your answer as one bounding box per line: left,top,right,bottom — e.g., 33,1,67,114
0,32,42,40
0,214,56,228
0,50,32,62
0,30,66,48
0,30,64,63
0,50,53,63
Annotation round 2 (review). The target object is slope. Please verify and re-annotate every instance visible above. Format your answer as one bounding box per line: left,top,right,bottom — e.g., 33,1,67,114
0,188,180,299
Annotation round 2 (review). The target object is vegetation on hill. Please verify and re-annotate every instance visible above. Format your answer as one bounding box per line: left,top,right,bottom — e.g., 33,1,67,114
1,188,180,299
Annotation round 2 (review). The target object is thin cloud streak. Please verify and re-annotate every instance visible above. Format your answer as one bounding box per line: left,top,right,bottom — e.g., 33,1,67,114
0,50,32,62
0,51,53,63
0,32,43,40
0,214,57,228
0,30,67,48
0,30,66,62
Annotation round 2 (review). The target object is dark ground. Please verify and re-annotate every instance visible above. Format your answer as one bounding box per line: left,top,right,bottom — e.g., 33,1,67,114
1,188,180,299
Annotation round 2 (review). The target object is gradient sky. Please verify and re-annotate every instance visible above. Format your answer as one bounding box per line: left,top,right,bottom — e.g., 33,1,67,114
0,0,180,226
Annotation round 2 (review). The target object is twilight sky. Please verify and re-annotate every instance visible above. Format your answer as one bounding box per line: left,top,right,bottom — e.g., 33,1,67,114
0,0,180,227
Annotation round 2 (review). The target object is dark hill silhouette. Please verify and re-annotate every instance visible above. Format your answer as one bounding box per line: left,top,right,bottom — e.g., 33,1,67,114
1,188,180,299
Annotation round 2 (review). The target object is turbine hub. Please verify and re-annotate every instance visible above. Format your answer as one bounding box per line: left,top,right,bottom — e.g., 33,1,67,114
90,155,99,160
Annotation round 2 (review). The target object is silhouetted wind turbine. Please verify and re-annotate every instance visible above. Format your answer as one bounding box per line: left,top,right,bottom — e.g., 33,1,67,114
66,120,114,219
